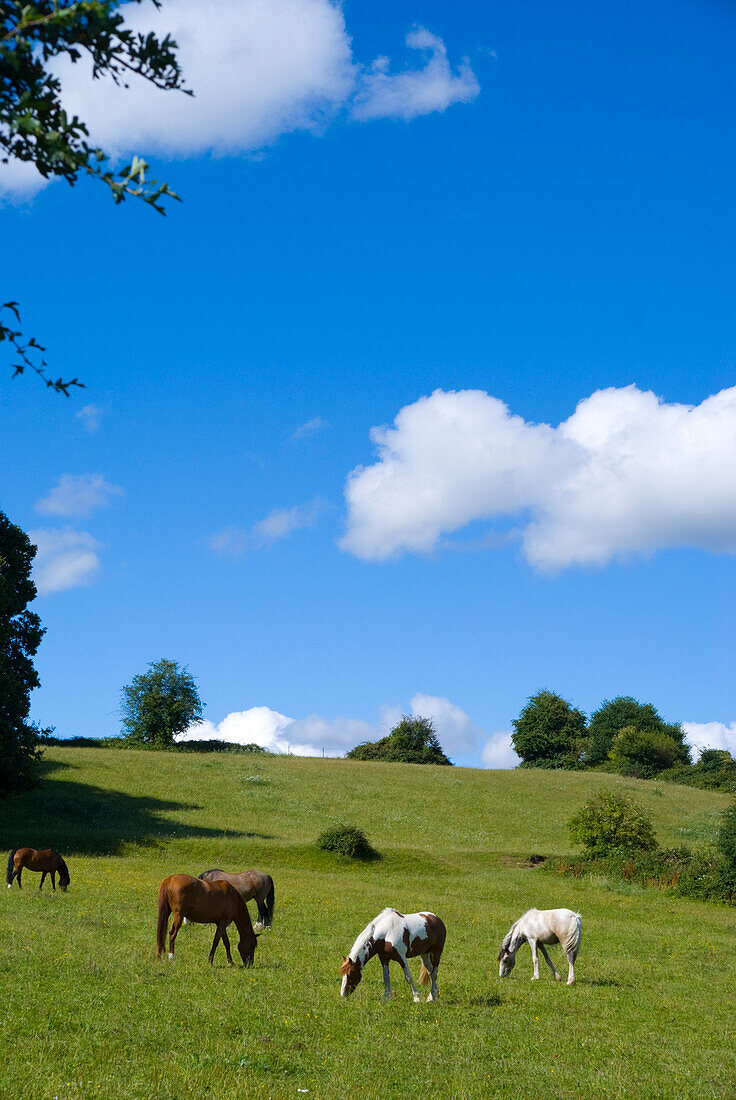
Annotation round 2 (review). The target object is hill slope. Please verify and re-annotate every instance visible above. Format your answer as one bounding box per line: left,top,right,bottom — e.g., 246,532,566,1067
1,748,733,1099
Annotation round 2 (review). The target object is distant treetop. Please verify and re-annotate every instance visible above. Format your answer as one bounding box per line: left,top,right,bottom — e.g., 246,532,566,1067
346,715,452,765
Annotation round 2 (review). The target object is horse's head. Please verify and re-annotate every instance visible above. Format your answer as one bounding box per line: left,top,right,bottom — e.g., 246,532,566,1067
339,956,362,997
57,858,70,892
498,946,516,977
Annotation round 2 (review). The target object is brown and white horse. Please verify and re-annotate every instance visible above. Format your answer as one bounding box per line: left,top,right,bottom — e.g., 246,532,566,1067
198,868,275,931
157,874,258,966
340,907,446,1002
498,908,581,985
6,848,70,891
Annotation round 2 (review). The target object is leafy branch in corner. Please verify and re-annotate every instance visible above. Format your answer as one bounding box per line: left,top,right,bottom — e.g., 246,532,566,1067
1,1,191,392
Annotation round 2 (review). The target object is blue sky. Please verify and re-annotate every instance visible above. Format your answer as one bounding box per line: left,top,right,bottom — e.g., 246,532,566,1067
2,0,735,765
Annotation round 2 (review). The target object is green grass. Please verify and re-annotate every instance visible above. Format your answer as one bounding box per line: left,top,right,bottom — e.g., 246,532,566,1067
1,747,734,1099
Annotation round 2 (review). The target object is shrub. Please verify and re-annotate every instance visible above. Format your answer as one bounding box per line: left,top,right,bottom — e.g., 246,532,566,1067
568,788,657,856
511,690,588,769
316,823,378,860
552,845,733,903
609,726,682,777
587,696,690,766
347,715,452,765
717,798,736,882
174,739,268,754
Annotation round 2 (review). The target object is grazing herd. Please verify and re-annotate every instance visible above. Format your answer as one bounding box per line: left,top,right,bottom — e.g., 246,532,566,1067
7,845,582,998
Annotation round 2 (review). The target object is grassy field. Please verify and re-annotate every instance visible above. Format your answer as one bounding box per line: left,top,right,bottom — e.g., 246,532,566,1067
1,747,734,1099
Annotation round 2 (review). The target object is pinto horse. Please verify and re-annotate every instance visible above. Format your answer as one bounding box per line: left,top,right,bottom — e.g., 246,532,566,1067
157,874,258,966
6,848,70,891
340,907,446,1002
498,908,581,985
198,868,275,931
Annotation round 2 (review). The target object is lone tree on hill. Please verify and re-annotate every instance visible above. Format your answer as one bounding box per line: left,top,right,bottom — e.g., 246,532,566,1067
120,658,203,747
0,511,45,792
511,689,588,769
587,696,690,766
1,0,189,394
347,715,452,765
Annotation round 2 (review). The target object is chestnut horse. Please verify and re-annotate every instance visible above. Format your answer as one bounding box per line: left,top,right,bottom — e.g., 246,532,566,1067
198,868,275,930
6,848,70,891
157,874,258,966
340,907,446,1002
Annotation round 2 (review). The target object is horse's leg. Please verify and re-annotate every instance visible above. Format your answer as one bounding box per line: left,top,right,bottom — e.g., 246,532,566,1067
207,919,222,963
529,940,540,980
51,871,56,891
565,950,576,985
15,868,22,890
539,945,562,981
420,954,438,1002
382,963,392,999
398,957,421,1002
39,871,46,891
254,898,266,933
221,927,235,966
168,914,184,961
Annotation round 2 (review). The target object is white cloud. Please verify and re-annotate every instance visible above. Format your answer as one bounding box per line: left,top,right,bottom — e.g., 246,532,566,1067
210,498,326,555
76,404,104,433
683,721,736,758
481,730,520,769
177,692,520,766
352,27,479,122
341,384,736,569
0,2,478,198
36,474,123,518
30,528,101,594
292,415,330,440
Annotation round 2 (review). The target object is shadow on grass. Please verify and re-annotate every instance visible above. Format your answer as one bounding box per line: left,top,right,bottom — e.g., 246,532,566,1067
0,760,271,856
582,978,628,988
468,994,502,1008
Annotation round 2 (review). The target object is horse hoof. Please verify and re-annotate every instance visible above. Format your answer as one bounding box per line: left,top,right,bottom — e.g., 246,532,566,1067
555,974,563,982
567,979,576,986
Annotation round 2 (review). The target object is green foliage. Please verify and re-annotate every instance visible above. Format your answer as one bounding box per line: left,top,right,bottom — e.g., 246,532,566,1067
346,714,452,765
568,788,657,856
555,845,734,903
1,1,188,392
716,797,736,881
120,658,203,747
511,690,588,769
609,725,682,778
316,823,378,860
0,511,45,792
661,749,736,793
174,739,268,755
588,696,690,766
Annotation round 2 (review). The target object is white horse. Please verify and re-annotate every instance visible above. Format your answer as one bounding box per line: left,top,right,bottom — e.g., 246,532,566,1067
498,908,581,985
339,907,446,1002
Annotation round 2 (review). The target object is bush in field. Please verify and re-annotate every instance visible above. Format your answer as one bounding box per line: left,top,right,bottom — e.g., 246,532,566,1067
588,696,690,766
716,798,736,882
511,690,588,769
347,715,451,765
568,789,657,856
609,725,682,778
120,658,203,747
316,823,378,860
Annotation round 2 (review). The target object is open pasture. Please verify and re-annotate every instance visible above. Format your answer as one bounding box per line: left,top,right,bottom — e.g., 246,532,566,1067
1,747,734,1099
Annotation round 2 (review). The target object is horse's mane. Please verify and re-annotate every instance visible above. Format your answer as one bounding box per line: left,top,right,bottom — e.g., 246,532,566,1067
339,957,357,976
198,869,224,879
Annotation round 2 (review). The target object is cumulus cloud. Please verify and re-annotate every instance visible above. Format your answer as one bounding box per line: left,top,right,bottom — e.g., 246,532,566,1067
177,692,519,766
0,2,478,198
30,528,101,594
36,474,123,519
292,415,330,440
341,384,736,569
210,498,326,556
76,404,104,433
683,721,736,758
352,27,480,122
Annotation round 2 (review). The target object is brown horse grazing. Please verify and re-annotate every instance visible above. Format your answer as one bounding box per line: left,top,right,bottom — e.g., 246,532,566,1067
198,868,275,930
7,848,70,891
157,874,258,966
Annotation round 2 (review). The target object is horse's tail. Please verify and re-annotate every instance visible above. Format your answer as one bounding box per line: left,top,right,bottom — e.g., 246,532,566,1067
263,877,275,928
6,849,17,886
157,882,171,957
56,853,70,888
565,913,582,957
418,962,432,986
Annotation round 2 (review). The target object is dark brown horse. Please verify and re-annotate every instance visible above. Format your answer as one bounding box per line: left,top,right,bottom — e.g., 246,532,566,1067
7,848,70,891
157,874,258,966
198,868,275,930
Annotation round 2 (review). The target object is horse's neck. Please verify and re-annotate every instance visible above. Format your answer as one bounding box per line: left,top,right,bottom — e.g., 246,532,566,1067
350,924,378,965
